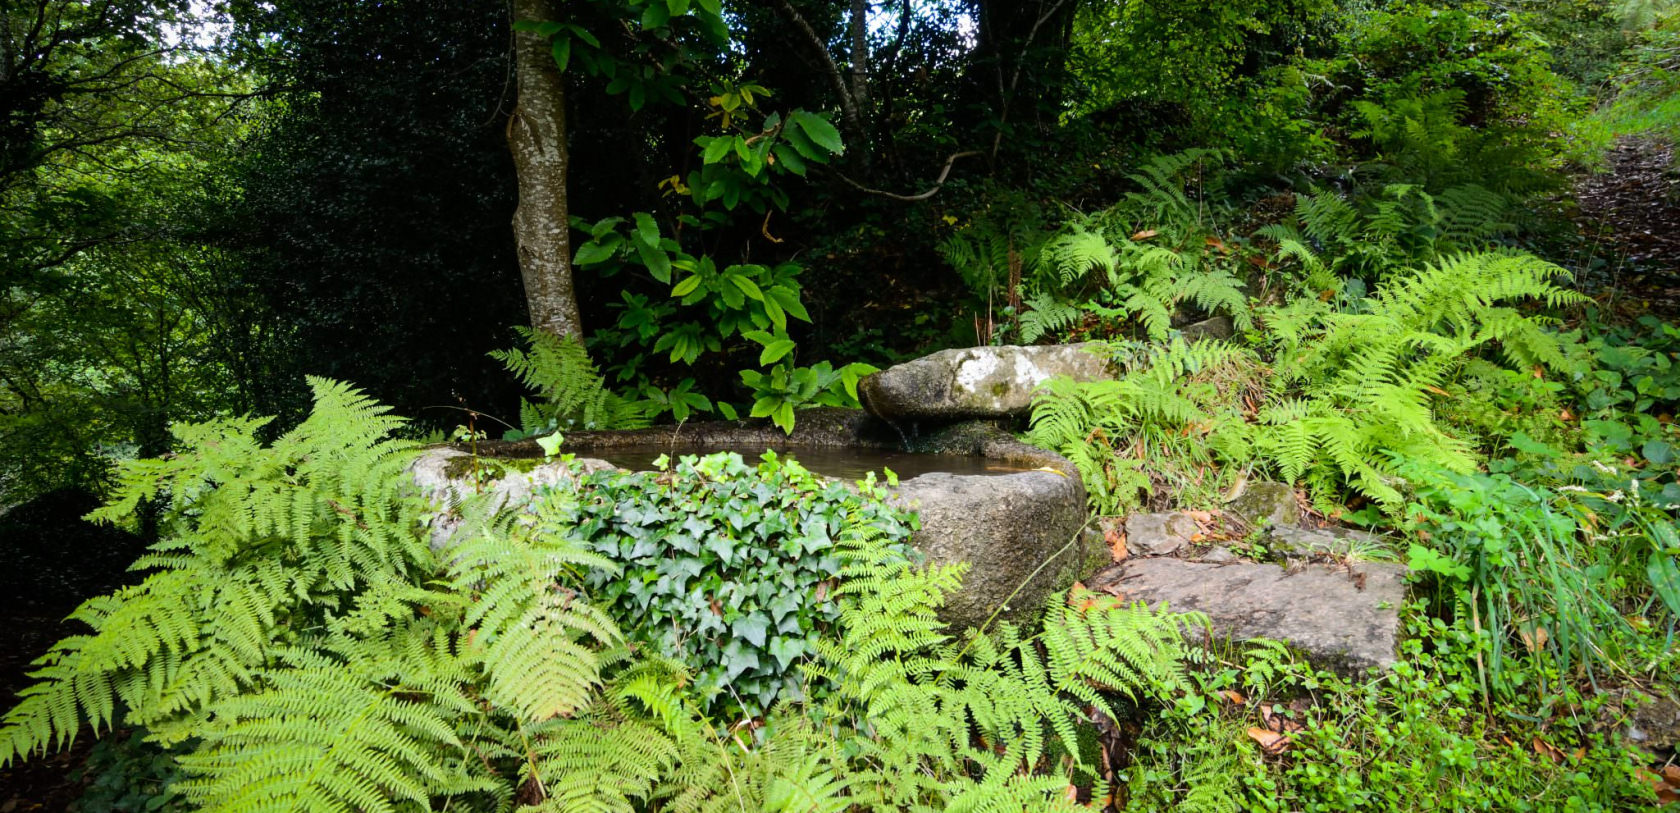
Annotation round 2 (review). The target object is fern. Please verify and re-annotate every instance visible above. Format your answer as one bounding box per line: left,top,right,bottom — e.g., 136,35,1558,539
1247,250,1586,507
2,378,430,766
5,386,1209,812
1028,339,1254,513
491,326,651,435
1018,289,1085,343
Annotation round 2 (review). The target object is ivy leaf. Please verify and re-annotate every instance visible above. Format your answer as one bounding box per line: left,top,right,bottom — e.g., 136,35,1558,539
732,612,771,648
767,636,805,671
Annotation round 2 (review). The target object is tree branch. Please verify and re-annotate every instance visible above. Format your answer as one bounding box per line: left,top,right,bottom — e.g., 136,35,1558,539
835,150,981,202
769,0,862,146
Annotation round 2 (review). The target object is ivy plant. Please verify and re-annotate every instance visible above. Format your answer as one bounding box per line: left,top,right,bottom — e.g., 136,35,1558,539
552,450,918,720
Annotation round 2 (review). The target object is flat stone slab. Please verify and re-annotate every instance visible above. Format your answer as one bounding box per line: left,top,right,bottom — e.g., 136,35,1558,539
859,344,1113,422
1090,557,1407,673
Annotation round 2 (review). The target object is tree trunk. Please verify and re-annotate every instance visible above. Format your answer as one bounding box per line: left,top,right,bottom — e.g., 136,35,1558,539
508,0,584,340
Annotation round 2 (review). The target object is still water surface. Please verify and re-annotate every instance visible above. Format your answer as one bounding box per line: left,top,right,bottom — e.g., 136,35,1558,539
576,444,1031,480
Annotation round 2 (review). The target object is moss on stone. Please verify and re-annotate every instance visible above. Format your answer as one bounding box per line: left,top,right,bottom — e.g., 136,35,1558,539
442,455,507,482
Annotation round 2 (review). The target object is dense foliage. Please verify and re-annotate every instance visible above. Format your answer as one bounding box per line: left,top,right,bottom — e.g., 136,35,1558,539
5,0,1680,809
0,385,1205,811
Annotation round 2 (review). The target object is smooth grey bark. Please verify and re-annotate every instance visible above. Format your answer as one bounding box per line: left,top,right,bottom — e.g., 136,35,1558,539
849,0,870,108
508,0,585,341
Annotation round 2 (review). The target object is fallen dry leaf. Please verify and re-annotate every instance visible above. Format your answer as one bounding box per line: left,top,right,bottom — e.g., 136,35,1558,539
1219,689,1247,705
1247,726,1290,753
1259,704,1306,733
1131,229,1159,240
1532,736,1566,764
1105,525,1129,562
1517,623,1550,652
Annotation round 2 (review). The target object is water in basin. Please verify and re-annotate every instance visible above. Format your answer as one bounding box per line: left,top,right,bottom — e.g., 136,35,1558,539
576,444,1033,481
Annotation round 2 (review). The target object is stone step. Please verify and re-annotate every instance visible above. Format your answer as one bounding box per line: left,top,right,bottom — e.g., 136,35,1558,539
1088,557,1407,673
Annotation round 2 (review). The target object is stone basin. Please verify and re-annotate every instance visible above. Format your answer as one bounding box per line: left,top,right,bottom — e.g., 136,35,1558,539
414,408,1095,628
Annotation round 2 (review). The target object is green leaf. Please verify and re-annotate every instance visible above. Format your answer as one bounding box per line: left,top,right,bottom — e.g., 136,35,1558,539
773,403,796,434
550,37,572,72
718,402,739,420
637,242,671,284
768,286,811,322
1648,552,1680,616
1643,439,1674,465
632,212,660,248
732,613,770,648
702,136,732,165
759,339,797,366
697,0,721,13
642,3,670,28
789,110,844,155
771,144,807,176
729,274,765,301
573,239,619,266
672,275,703,297
564,23,600,48
667,0,691,14
1406,544,1469,582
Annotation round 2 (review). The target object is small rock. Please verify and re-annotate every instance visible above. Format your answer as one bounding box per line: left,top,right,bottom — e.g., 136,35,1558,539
1180,315,1234,341
1226,481,1300,528
1090,557,1407,673
859,344,1114,422
1194,545,1240,564
1125,512,1199,557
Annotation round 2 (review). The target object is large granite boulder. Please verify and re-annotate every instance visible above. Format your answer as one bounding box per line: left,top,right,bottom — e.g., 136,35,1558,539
859,344,1113,423
1091,557,1407,673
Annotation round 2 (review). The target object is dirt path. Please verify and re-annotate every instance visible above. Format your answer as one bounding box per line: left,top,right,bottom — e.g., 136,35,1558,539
1571,135,1680,318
